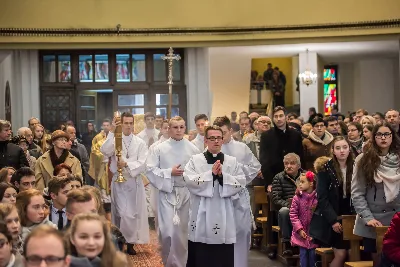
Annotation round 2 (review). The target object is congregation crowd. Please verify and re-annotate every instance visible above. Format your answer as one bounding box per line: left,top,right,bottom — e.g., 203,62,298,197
0,105,400,267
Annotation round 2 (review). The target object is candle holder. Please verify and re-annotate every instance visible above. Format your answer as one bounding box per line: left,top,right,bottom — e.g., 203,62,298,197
114,111,127,183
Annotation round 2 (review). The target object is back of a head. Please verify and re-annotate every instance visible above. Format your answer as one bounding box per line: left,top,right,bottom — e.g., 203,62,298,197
213,116,231,129
66,189,93,213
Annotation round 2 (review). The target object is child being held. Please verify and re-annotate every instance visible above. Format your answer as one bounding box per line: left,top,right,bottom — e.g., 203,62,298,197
289,171,319,267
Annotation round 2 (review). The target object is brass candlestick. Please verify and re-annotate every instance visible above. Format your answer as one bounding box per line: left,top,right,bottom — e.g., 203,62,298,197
114,111,127,183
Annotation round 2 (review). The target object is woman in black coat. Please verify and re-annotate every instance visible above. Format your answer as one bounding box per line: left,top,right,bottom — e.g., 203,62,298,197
310,136,354,267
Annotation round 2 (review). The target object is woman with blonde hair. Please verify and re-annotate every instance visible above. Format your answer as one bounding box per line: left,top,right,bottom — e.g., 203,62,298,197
0,203,22,255
16,189,56,243
360,115,376,127
67,213,127,267
0,167,16,183
32,124,49,153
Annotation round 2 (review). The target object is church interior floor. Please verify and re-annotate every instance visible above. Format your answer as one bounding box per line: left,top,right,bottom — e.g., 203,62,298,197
128,230,284,267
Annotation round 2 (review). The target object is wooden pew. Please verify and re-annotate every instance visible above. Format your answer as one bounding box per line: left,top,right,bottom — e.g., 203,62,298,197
316,248,334,267
252,186,268,249
342,215,363,262
344,226,389,267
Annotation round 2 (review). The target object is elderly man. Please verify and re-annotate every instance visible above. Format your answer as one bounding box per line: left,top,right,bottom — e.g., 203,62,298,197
271,153,302,256
17,127,42,159
243,116,272,159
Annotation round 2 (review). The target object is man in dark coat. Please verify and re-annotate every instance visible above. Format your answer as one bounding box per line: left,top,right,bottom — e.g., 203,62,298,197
0,120,29,170
259,106,303,258
259,106,304,191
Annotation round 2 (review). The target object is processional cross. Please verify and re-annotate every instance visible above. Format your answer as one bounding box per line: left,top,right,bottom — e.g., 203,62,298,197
162,47,181,119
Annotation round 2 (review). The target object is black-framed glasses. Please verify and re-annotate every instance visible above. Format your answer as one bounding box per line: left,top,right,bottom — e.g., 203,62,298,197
25,255,66,266
375,132,392,139
207,136,223,142
258,120,271,125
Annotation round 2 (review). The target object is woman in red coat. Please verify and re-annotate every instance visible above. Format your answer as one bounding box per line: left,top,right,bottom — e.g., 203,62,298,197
382,212,400,267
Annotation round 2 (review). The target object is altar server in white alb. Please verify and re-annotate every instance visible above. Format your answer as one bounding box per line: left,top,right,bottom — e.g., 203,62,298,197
184,125,246,267
213,116,261,267
137,112,160,228
146,116,200,267
101,112,149,256
148,119,170,232
191,114,208,151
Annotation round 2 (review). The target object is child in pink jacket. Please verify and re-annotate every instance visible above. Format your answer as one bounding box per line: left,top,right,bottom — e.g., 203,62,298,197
289,171,319,267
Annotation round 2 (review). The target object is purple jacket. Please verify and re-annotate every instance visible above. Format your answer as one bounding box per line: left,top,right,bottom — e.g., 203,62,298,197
289,190,319,249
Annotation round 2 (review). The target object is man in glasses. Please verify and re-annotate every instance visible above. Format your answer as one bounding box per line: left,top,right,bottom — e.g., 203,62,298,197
23,225,70,267
146,116,200,266
17,127,42,159
213,116,261,267
10,167,36,193
243,116,272,159
184,125,246,267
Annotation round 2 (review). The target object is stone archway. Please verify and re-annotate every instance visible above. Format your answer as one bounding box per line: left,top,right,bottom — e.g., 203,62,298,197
5,81,11,122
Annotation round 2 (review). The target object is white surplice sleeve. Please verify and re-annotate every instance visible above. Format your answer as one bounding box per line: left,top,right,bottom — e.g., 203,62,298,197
184,157,214,198
220,158,246,198
100,132,115,158
239,145,261,184
125,140,148,178
146,145,173,193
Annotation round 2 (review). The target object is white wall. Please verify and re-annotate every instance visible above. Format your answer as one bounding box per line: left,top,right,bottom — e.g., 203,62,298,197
185,48,212,130
338,57,398,114
0,52,12,120
299,51,320,119
0,50,39,130
291,56,299,105
209,48,252,121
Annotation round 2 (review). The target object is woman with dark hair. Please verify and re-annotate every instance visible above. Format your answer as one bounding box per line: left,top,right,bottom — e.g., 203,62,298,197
352,122,400,267
0,183,17,204
310,136,354,267
347,122,364,157
307,107,317,123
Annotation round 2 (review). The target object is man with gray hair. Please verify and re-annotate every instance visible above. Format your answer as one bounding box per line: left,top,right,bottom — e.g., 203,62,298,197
0,120,29,169
17,127,42,159
271,152,302,256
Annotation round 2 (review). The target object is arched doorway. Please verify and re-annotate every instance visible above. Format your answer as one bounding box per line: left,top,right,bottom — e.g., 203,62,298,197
5,81,11,122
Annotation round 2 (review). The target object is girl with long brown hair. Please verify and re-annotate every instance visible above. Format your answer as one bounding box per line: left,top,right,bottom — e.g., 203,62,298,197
32,124,48,153
310,136,354,267
352,122,400,266
16,189,56,243
0,203,22,254
67,213,127,267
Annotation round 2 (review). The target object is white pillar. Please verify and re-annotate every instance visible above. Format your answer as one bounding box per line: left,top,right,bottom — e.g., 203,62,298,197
185,48,212,130
11,50,40,130
291,56,299,105
299,51,320,119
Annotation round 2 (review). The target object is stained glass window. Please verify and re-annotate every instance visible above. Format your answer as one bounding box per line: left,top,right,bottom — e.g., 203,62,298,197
323,66,338,116
116,54,130,82
323,68,336,81
132,54,146,81
95,54,109,82
58,55,71,82
43,55,56,82
79,55,93,82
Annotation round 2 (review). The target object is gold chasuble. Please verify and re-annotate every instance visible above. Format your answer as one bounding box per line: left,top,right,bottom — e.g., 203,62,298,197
89,131,110,193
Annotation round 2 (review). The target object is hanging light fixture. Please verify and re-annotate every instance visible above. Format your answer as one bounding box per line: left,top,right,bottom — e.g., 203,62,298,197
299,49,318,86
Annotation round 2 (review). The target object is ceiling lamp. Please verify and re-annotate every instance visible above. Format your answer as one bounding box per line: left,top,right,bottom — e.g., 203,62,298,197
299,49,318,86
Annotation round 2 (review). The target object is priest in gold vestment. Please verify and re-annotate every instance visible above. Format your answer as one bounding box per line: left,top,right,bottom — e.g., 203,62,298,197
88,119,112,221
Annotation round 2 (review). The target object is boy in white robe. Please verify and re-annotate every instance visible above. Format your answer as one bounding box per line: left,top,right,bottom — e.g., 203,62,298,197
213,116,261,267
137,112,160,228
191,114,208,151
146,116,200,267
101,112,149,255
184,125,246,267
